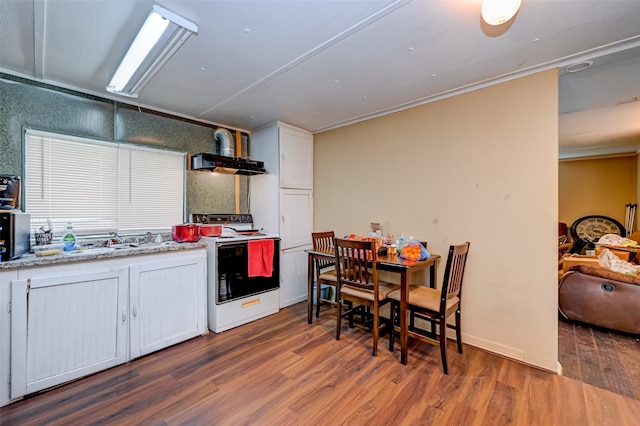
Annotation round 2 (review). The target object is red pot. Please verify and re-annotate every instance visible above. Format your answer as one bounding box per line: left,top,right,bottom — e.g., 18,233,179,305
199,224,222,237
172,223,201,242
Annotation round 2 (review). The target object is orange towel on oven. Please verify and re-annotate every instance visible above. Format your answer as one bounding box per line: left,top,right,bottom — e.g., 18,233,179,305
248,239,275,277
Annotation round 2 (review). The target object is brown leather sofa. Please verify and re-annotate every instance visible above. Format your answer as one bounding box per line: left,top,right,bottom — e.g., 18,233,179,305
559,264,640,334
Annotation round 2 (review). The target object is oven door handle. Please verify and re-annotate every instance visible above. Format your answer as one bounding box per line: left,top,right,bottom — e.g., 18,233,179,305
216,241,248,248
216,238,277,248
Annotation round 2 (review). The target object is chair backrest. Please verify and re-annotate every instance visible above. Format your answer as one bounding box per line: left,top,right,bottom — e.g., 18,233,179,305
440,242,471,307
334,238,378,292
312,231,335,273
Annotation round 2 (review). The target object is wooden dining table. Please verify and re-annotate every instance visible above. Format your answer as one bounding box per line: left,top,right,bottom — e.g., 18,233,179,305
306,246,440,364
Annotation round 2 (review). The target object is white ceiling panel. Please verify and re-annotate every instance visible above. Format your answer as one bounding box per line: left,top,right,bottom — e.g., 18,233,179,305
140,0,401,115
1,0,640,157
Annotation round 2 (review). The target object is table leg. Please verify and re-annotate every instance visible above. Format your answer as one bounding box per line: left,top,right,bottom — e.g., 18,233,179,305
307,252,314,324
429,260,437,288
400,270,408,365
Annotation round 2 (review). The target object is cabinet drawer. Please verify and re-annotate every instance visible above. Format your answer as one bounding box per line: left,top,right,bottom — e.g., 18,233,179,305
212,289,279,333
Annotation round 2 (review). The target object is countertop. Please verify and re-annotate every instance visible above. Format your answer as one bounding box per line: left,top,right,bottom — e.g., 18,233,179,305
0,241,208,270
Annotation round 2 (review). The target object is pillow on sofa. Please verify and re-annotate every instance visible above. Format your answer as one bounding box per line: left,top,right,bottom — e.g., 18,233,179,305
571,264,640,286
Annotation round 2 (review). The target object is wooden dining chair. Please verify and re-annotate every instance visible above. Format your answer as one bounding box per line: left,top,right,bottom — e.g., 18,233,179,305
334,238,399,356
311,231,338,318
388,241,470,373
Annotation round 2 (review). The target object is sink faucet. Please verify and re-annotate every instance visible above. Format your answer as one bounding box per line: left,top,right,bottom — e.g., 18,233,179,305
108,231,124,245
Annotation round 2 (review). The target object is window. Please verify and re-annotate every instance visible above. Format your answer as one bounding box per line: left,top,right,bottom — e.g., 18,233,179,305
25,129,185,236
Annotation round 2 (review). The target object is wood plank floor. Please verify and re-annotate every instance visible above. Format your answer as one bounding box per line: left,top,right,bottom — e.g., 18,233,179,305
558,317,640,400
3,302,640,425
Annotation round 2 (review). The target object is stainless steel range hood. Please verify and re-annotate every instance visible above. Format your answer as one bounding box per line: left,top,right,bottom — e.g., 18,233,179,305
191,153,266,175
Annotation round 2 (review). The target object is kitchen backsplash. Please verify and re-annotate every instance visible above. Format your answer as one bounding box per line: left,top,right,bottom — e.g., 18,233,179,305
0,76,249,217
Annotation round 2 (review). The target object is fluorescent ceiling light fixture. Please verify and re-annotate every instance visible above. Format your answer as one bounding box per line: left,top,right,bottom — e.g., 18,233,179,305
481,0,522,26
106,5,198,98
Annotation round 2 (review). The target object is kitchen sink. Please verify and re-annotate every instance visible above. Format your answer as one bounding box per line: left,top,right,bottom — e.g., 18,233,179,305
111,242,173,249
109,243,139,250
62,241,177,256
64,247,116,256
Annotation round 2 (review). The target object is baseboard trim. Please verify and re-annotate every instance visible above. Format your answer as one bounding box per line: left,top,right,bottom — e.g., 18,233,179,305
460,332,526,362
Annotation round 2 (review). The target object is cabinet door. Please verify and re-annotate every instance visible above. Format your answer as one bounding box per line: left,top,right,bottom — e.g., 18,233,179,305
280,246,312,308
129,254,206,359
280,189,313,249
279,125,313,189
10,269,128,398
1,270,18,407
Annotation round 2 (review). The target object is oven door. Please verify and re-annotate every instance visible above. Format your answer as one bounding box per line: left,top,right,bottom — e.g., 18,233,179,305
216,239,280,304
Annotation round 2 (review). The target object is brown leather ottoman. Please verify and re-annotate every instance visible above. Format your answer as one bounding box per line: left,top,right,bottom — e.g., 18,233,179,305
558,264,640,334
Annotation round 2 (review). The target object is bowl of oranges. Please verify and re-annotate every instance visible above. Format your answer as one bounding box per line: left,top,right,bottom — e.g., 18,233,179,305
399,241,429,261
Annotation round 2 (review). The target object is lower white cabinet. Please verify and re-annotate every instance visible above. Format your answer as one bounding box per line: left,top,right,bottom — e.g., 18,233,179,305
10,269,129,397
0,270,18,407
1,249,206,406
129,255,206,359
280,245,311,307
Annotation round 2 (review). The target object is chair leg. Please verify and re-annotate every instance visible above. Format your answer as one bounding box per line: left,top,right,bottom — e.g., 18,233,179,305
372,305,379,356
315,282,321,318
439,316,449,375
348,302,355,328
388,301,396,351
455,308,463,354
336,300,342,340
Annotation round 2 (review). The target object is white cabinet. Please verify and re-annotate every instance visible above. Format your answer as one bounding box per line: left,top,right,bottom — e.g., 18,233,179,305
279,125,313,189
0,270,18,407
129,255,206,359
280,245,312,307
280,189,313,250
251,122,314,307
10,268,128,398
0,248,207,406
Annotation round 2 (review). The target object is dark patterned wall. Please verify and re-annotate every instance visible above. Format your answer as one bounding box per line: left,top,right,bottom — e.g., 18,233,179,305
0,76,249,217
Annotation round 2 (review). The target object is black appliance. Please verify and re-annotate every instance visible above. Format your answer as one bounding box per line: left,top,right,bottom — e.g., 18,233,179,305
0,175,21,210
0,212,31,261
216,239,280,303
191,153,266,175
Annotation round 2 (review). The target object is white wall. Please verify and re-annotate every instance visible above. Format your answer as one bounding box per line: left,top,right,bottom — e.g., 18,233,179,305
313,70,559,371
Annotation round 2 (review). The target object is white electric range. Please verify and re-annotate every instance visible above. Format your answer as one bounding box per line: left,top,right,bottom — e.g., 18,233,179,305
190,214,280,333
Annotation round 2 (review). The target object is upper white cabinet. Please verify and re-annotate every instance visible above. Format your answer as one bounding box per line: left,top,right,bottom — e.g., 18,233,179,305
251,122,314,245
279,125,313,190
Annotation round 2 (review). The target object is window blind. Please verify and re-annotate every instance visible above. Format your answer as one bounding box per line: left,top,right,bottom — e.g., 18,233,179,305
24,129,185,236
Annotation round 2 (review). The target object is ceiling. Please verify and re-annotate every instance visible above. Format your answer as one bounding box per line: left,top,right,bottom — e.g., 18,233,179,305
1,0,640,158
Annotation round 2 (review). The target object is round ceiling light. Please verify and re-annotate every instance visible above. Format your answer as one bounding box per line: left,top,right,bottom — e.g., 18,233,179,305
564,61,594,73
482,0,522,26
